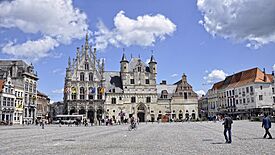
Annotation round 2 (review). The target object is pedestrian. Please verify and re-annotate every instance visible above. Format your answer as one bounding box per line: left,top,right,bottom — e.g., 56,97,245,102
222,114,233,143
262,113,272,139
41,120,45,129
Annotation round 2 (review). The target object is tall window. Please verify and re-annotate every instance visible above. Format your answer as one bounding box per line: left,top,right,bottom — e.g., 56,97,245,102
89,73,93,81
3,97,6,106
80,87,85,100
184,92,188,99
85,63,89,70
29,82,33,93
131,96,136,103
25,82,28,92
146,97,151,103
71,94,76,100
272,88,275,94
33,83,37,93
130,79,135,84
111,98,116,104
80,72,85,81
138,67,141,72
145,79,150,84
259,95,263,101
246,87,249,93
250,86,253,93
273,97,275,103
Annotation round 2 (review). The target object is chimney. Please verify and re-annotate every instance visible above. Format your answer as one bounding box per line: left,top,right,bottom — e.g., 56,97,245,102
160,80,167,85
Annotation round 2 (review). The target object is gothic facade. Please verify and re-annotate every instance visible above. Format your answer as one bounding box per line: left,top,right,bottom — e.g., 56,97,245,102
64,35,199,123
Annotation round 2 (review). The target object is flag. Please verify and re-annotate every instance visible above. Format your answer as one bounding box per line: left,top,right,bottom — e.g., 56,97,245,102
89,87,96,94
99,87,104,94
65,87,70,93
71,87,77,94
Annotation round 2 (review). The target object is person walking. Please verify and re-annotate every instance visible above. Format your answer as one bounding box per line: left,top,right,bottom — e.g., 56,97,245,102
262,113,272,139
222,115,233,143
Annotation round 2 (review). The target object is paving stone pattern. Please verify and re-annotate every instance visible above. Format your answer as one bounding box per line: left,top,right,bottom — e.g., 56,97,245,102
0,121,274,155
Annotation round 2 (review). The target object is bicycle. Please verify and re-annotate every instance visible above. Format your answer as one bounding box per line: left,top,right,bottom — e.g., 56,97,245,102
128,123,137,131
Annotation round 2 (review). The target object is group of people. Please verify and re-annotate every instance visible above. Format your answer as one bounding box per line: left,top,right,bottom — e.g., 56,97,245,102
222,113,272,144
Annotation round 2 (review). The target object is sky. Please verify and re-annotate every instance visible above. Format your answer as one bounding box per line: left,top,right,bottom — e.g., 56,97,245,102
0,0,275,102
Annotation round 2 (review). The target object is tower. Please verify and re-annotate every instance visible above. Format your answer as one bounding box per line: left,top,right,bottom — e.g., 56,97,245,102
149,54,157,74
120,53,129,73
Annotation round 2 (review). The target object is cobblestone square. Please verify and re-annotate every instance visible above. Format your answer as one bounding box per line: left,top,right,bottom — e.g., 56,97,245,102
0,120,274,155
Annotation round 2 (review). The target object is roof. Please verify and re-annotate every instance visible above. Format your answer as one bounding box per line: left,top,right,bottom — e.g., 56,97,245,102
211,67,273,90
156,84,177,99
128,58,149,72
0,80,5,93
103,71,123,93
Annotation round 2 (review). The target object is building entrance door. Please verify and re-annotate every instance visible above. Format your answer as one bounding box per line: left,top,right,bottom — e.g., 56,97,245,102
137,112,145,122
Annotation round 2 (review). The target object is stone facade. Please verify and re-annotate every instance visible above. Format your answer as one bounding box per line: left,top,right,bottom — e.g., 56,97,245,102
0,60,38,124
64,35,199,123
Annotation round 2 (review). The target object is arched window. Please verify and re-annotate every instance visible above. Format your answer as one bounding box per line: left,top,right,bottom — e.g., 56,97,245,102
80,72,85,81
80,87,85,100
85,63,89,70
89,73,93,81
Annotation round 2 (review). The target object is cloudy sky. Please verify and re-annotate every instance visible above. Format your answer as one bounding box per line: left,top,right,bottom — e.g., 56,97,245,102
0,0,275,101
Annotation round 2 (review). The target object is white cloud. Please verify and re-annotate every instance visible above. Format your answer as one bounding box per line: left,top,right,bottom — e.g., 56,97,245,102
203,69,227,83
195,90,206,97
171,73,178,77
197,0,275,48
273,64,275,71
94,10,176,50
2,36,59,62
0,0,88,61
52,88,64,94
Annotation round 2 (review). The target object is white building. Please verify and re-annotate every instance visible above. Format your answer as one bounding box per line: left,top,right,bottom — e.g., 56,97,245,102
0,60,38,124
208,68,275,118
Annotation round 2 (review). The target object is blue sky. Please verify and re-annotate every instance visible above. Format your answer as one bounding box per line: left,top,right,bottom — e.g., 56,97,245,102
0,0,275,102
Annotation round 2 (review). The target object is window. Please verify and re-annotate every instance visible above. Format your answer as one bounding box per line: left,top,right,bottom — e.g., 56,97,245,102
184,92,187,99
243,98,246,104
250,86,253,93
145,79,150,84
138,67,141,72
112,89,115,93
236,99,238,104
97,94,102,100
232,90,235,96
272,88,275,94
11,98,14,106
80,87,85,100
251,97,254,103
111,98,116,104
146,97,151,103
3,97,7,106
7,98,10,106
80,72,85,81
229,91,232,96
273,97,275,103
259,95,263,101
161,90,168,99
131,96,136,103
119,97,122,100
247,98,250,103
89,95,93,100
239,99,242,104
85,63,89,70
260,86,263,90
29,83,33,93
130,79,135,84
89,73,93,81
246,87,249,93
25,82,28,92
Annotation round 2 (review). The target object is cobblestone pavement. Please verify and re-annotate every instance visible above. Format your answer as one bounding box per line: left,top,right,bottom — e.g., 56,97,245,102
0,120,274,155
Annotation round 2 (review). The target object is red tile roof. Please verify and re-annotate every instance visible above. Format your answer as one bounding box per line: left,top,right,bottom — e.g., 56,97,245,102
212,68,273,90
